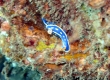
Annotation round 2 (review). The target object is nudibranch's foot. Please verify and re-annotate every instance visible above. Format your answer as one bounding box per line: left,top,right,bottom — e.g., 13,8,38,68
47,28,52,34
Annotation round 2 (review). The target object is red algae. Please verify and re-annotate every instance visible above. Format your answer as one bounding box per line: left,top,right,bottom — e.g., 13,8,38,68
0,0,4,6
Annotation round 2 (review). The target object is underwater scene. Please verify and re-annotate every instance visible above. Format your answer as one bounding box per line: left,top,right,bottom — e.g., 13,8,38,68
0,0,110,80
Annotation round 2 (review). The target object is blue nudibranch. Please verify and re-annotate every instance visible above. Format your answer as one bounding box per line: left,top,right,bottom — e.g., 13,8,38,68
42,18,70,52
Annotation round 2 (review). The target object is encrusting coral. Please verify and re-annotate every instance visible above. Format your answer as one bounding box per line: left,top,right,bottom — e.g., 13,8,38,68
0,0,110,80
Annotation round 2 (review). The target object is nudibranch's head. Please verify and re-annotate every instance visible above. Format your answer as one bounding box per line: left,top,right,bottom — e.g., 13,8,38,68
42,18,48,26
42,18,56,26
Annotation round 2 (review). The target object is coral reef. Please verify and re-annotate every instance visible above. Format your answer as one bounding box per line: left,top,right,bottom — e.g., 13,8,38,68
0,0,110,80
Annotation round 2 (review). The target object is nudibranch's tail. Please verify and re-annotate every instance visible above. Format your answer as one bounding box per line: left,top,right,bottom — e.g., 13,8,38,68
42,18,48,26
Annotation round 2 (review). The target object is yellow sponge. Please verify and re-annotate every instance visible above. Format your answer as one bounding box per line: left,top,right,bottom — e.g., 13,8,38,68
36,41,55,51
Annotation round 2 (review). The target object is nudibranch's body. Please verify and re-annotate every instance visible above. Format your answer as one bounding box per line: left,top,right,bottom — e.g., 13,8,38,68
42,18,70,52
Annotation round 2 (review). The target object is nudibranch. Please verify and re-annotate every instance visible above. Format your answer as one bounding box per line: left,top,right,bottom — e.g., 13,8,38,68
42,18,70,52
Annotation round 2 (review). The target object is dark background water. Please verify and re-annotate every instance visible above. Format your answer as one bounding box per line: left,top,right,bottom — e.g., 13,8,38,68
0,56,41,80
